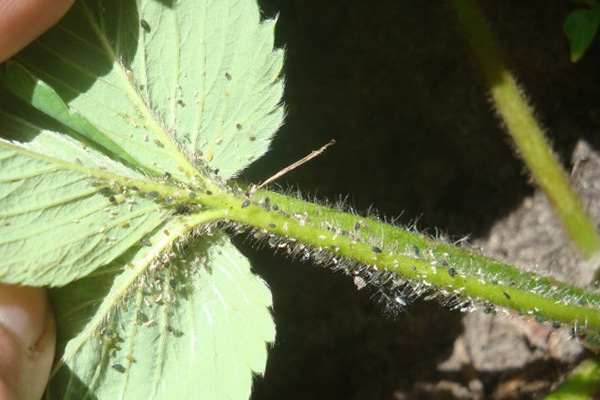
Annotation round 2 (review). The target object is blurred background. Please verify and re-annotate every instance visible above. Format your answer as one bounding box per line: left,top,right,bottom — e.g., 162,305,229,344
232,1,600,399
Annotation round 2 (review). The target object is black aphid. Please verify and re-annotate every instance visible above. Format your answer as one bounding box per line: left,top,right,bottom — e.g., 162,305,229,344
108,196,116,202
448,267,457,278
354,222,360,231
236,123,242,130
413,244,420,256
206,190,212,195
268,223,276,228
371,246,382,254
148,191,159,198
188,192,196,199
241,200,251,208
140,19,150,32
225,72,232,80
131,186,139,191
503,292,511,300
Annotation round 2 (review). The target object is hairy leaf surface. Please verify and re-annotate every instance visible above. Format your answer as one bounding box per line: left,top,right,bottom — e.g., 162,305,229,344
0,0,282,398
47,233,274,400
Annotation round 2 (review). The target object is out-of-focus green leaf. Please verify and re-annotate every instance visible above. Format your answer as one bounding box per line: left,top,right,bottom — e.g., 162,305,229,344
563,7,600,62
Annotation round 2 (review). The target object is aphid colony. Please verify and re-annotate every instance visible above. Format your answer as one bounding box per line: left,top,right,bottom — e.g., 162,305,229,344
91,245,199,374
229,194,475,315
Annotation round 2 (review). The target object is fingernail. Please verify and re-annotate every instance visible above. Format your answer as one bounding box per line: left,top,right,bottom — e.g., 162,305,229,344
0,284,50,350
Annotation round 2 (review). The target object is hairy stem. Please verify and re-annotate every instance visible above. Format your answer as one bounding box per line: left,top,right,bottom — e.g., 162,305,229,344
450,0,600,258
185,184,600,331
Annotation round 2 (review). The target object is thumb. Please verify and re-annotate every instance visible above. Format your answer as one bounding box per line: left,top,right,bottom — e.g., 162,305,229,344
0,284,55,400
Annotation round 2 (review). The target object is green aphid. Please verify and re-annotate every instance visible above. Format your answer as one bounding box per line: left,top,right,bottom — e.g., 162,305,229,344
111,363,126,373
140,19,151,32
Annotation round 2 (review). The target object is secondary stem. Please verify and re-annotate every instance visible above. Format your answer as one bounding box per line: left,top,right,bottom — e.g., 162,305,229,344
450,0,600,258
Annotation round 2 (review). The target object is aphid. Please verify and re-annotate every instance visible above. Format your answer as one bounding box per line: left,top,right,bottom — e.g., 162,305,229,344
188,192,196,199
140,19,150,32
249,135,256,141
140,237,151,246
503,292,511,300
346,261,358,271
372,246,382,254
131,186,139,191
448,267,457,278
241,200,251,208
354,222,360,231
108,196,116,202
236,123,242,130
153,139,164,148
268,223,276,228
163,229,170,236
119,220,130,227
111,363,126,373
206,190,212,195
100,187,111,195
126,354,136,363
169,279,176,289
136,311,148,323
225,72,232,80
272,204,279,211
206,153,214,162
214,168,220,175
164,172,172,179
148,191,159,198
413,244,420,256
177,99,184,106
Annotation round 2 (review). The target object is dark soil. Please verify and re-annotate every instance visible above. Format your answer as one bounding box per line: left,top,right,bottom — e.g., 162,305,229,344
236,1,600,399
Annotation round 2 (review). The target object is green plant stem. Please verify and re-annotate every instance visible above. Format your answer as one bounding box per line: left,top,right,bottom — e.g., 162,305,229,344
450,0,600,258
543,356,600,400
178,184,600,331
